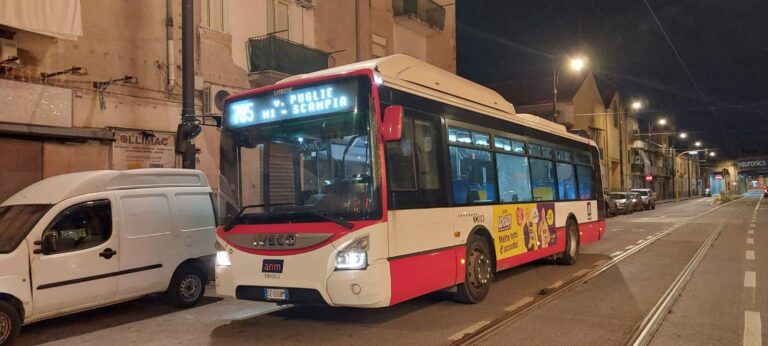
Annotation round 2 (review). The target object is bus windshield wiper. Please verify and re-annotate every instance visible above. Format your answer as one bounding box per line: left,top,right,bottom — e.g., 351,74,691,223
306,212,354,230
223,203,297,231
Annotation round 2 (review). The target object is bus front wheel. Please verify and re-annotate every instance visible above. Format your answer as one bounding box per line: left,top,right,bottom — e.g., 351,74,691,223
556,220,580,265
455,234,493,304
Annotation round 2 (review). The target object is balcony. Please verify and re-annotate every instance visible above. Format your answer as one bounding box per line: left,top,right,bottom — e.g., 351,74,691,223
246,34,331,87
393,0,446,37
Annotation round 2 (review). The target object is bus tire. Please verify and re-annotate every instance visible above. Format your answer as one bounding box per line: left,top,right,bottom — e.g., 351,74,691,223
0,300,21,345
556,220,580,265
454,234,493,304
167,264,206,308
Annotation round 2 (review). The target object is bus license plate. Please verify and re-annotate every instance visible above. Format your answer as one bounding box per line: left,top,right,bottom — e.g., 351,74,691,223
265,288,288,301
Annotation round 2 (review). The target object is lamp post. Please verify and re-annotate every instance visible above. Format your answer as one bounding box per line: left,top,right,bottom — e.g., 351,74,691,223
553,56,587,121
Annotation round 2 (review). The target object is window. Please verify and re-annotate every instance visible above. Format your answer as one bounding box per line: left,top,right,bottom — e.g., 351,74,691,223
449,146,495,204
386,115,445,208
202,0,229,32
472,131,490,148
529,143,553,158
372,34,387,58
268,0,290,39
577,165,595,200
530,158,556,201
575,151,591,165
496,153,532,202
448,126,472,144
556,163,577,200
494,136,525,153
555,149,572,162
386,119,416,190
42,200,112,254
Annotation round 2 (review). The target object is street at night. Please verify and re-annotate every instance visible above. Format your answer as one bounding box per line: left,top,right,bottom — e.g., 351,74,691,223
2,1,768,345
9,196,765,345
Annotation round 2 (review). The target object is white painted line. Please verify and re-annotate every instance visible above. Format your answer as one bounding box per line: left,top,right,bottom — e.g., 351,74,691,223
504,296,534,312
547,280,565,290
645,235,653,240
610,251,623,258
746,250,755,260
625,245,635,250
750,223,755,228
573,268,591,277
744,311,762,346
747,238,754,245
593,259,609,267
449,320,491,342
748,229,754,235
636,239,645,244
744,271,757,288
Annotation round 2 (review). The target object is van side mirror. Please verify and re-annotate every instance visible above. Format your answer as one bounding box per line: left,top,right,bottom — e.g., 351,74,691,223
33,234,56,255
380,105,403,142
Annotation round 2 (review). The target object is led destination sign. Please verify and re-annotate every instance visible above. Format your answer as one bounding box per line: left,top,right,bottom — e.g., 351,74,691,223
227,79,358,128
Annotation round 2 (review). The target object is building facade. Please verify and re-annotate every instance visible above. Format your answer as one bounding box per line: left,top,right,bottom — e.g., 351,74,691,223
0,0,456,202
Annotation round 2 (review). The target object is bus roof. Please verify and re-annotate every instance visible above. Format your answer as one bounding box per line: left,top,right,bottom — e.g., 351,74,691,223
238,54,593,146
1,169,209,206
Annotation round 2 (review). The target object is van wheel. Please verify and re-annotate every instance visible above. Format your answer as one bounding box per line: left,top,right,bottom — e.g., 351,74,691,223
556,220,580,265
0,301,21,345
455,234,493,304
168,265,206,308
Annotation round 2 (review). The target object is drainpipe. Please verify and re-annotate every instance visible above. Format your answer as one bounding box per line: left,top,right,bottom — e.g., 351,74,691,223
166,0,176,91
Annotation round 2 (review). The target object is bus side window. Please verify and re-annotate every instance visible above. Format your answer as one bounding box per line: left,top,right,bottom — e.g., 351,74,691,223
530,158,556,201
576,165,594,200
449,146,495,204
496,153,532,202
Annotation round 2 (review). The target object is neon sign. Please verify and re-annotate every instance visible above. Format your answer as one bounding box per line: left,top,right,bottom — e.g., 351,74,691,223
226,79,358,128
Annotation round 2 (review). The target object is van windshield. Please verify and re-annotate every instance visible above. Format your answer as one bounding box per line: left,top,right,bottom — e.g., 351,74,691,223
0,204,52,254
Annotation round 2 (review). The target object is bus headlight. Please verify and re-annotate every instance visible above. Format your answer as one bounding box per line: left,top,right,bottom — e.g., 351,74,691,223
216,250,232,267
335,235,369,270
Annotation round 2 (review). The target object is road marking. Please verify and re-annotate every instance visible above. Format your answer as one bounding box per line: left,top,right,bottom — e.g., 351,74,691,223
645,235,653,240
744,271,756,288
750,223,755,228
744,311,762,346
504,296,534,312
547,281,565,290
747,238,754,245
748,229,754,235
449,320,491,342
573,269,591,277
636,239,645,244
746,250,755,260
625,245,635,250
610,251,623,258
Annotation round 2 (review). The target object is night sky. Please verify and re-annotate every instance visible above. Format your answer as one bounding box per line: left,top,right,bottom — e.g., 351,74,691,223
457,0,768,158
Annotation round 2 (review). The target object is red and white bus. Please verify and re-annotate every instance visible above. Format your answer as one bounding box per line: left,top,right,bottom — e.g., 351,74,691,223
214,54,605,307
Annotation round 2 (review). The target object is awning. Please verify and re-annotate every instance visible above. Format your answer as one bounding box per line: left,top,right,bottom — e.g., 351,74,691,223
0,0,83,40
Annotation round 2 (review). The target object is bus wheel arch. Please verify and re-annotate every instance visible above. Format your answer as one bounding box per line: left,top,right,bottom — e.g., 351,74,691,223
455,227,495,304
557,216,580,265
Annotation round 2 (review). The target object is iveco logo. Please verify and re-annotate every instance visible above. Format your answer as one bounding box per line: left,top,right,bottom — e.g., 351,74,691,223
253,234,298,247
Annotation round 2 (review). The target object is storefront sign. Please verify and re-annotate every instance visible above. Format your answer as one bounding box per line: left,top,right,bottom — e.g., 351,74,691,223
737,159,768,170
112,130,176,170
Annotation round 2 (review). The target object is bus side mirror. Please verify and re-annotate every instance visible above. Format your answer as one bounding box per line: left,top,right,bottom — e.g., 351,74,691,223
381,105,403,142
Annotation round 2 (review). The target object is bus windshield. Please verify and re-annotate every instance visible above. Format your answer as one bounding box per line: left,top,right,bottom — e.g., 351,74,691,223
219,77,379,226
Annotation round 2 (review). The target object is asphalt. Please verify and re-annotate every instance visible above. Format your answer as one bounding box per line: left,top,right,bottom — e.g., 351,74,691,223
13,197,754,346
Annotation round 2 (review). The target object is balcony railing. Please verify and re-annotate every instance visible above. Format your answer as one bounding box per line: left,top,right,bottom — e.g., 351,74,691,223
393,0,446,36
246,34,330,86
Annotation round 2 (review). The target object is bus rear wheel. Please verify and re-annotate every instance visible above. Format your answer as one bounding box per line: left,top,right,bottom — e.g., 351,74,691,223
556,220,580,265
455,234,493,304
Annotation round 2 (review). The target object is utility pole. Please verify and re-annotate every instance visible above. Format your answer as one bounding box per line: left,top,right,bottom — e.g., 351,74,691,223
178,0,197,169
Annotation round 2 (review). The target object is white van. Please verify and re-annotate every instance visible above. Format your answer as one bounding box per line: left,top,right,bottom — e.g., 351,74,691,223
0,169,216,344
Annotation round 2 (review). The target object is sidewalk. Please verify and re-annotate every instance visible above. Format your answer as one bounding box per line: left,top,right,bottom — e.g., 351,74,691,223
655,196,703,205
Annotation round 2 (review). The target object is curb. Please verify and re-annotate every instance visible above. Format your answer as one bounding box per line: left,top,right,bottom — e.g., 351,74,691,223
655,196,703,205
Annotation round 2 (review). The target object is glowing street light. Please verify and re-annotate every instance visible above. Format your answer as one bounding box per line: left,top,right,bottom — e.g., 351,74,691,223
694,141,702,147
679,132,687,139
631,100,643,110
553,55,588,120
570,57,586,72
709,151,716,157
657,118,667,126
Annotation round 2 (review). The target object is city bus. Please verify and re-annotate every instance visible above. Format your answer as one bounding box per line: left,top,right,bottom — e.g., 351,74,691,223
214,54,605,307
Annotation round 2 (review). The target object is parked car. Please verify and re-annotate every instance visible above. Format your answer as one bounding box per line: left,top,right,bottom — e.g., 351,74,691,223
603,192,618,217
610,192,632,215
628,192,645,212
630,188,656,210
0,169,217,344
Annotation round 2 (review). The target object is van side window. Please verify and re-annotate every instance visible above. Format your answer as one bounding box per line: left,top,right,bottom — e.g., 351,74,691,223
42,200,112,254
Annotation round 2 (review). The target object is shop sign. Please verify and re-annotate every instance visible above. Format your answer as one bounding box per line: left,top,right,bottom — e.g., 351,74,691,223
112,130,176,170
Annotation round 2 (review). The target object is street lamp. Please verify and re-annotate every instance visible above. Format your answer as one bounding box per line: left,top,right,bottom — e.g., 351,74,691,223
695,141,702,147
657,118,667,126
631,100,643,111
553,56,588,120
679,132,687,139
709,151,716,157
